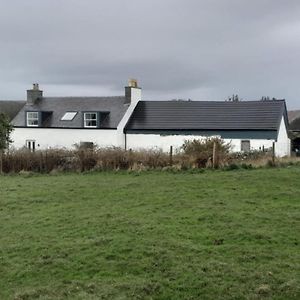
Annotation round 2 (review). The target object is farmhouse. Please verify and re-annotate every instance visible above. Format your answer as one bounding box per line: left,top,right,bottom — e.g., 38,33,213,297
0,80,291,156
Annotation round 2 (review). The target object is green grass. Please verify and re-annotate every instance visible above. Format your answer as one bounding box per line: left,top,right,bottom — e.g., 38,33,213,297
0,168,299,300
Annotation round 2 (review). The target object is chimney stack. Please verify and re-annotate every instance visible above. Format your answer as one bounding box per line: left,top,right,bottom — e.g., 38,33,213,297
27,83,43,105
125,78,141,104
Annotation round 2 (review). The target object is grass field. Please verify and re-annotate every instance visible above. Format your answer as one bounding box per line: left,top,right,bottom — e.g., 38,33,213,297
0,168,299,299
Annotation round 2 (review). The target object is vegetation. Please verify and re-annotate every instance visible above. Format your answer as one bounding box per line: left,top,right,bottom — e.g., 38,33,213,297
2,135,288,174
0,167,299,299
0,113,13,173
181,137,230,167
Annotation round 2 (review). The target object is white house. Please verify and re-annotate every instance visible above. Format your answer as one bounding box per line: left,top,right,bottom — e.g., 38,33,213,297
0,80,291,157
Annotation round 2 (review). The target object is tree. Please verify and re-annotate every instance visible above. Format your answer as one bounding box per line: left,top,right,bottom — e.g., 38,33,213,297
0,113,13,173
260,96,277,101
227,94,241,102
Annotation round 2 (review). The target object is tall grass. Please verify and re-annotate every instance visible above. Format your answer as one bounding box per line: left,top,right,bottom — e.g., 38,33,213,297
1,148,175,173
1,145,298,174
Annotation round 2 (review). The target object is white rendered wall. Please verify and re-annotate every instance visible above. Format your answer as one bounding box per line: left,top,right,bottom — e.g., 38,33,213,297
126,133,276,153
228,139,274,153
116,87,141,148
275,116,291,157
11,128,118,150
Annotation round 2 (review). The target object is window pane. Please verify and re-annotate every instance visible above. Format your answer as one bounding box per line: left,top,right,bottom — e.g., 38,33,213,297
28,119,38,125
84,112,98,127
28,112,38,119
61,112,77,121
27,112,39,126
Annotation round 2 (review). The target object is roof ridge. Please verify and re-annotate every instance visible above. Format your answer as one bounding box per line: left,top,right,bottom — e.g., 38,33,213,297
43,95,124,99
141,99,286,103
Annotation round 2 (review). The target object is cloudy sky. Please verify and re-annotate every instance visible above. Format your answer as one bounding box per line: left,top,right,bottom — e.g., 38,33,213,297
0,0,300,108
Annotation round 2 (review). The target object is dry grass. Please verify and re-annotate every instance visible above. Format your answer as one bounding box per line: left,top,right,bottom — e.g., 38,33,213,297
1,146,299,174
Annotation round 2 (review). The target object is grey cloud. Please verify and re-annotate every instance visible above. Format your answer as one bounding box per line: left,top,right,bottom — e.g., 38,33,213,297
0,0,300,108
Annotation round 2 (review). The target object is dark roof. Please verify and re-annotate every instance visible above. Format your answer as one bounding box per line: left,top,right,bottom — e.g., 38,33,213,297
125,100,287,131
12,96,129,128
0,100,25,121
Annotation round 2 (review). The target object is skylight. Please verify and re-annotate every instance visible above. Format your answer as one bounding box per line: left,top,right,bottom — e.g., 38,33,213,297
61,112,77,121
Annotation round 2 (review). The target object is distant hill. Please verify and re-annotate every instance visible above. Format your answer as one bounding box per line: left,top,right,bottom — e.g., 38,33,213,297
288,110,300,123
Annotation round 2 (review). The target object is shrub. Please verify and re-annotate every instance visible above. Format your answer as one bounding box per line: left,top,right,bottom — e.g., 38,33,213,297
181,137,231,168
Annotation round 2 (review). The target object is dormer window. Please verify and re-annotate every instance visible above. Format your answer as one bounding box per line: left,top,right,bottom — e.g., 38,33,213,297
27,112,39,127
84,112,98,128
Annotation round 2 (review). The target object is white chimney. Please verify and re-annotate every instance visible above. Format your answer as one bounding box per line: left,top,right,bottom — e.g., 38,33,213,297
125,78,141,104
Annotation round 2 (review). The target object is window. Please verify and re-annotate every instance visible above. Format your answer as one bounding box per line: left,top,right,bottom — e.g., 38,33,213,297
241,140,251,152
26,140,36,152
61,112,77,121
79,142,94,149
27,112,39,127
84,112,98,128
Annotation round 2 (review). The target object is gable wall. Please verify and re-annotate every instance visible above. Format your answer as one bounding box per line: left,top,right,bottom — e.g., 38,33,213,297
275,116,291,157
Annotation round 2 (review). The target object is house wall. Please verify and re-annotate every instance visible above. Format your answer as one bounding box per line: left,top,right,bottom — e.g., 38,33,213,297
11,128,118,150
126,127,291,157
275,116,291,157
126,133,274,153
117,100,139,148
11,117,291,157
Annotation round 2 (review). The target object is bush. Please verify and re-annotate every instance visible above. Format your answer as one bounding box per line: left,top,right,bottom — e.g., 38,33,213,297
181,137,231,168
1,143,297,174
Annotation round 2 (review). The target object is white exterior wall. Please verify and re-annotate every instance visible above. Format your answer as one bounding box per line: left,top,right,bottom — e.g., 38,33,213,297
117,86,141,148
11,128,118,150
228,138,274,153
126,133,275,153
275,116,291,157
126,127,291,157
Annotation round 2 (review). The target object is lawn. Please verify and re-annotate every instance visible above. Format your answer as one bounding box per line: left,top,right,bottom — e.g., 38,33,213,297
0,168,299,299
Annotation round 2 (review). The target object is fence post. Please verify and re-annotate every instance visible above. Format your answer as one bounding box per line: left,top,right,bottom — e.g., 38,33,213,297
169,145,173,166
272,141,275,165
212,142,217,169
0,151,3,174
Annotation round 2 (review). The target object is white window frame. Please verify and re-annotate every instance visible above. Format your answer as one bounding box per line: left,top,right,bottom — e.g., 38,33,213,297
84,112,98,128
27,112,39,127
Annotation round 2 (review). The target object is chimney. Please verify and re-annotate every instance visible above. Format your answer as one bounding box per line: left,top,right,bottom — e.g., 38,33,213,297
125,79,141,104
27,83,43,105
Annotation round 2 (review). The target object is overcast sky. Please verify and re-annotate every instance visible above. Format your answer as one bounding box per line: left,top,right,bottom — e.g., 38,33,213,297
0,0,300,108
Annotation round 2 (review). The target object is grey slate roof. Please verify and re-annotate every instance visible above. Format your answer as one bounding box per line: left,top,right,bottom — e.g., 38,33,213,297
125,100,287,131
12,96,129,128
0,100,25,121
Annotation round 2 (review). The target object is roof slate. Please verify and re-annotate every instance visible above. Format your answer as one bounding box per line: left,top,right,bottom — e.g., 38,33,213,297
125,100,287,131
12,96,129,128
0,100,26,121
